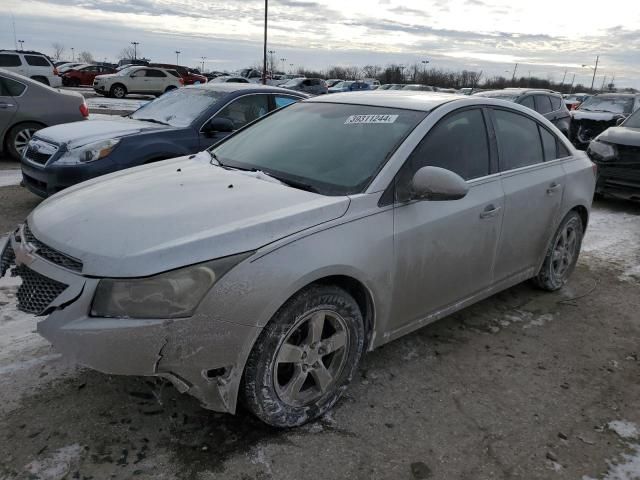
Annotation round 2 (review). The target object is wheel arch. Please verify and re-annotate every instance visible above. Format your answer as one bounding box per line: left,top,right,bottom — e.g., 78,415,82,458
3,120,47,152
570,204,589,231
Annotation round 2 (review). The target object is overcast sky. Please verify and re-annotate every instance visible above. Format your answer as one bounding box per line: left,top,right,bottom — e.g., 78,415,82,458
3,0,640,88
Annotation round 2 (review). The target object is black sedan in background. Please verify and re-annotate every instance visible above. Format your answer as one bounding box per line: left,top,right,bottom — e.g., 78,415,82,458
20,84,308,197
587,108,640,201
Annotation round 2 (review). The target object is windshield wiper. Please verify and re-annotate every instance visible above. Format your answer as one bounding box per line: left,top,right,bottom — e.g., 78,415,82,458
265,174,320,194
134,118,170,126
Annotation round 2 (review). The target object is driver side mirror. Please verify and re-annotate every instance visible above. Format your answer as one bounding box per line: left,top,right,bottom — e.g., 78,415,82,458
411,166,469,201
203,117,234,135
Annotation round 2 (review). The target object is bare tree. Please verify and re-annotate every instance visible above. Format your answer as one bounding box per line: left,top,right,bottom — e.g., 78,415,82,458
51,42,65,61
118,46,137,60
78,51,94,63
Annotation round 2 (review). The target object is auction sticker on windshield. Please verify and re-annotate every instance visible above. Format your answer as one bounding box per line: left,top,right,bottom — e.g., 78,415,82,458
345,114,398,124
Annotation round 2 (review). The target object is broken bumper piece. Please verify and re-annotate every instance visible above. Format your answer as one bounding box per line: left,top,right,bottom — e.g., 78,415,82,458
2,226,262,414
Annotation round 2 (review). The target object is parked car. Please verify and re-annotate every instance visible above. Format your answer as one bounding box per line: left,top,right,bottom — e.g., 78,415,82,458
280,77,328,95
149,63,207,85
363,78,381,88
117,58,150,69
0,69,87,161
564,93,590,111
403,84,435,91
587,107,640,201
210,76,250,84
474,89,571,137
0,50,61,87
569,94,640,149
61,65,117,87
20,84,307,197
92,66,183,98
378,84,404,90
328,80,371,93
2,92,594,427
238,68,263,83
325,79,343,88
57,62,86,74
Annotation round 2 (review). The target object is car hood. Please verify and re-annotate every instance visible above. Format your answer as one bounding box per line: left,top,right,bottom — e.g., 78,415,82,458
597,126,640,148
572,110,626,122
28,155,350,277
93,73,119,81
34,118,175,149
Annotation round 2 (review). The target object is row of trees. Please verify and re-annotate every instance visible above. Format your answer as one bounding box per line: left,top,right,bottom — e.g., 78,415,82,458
51,42,94,63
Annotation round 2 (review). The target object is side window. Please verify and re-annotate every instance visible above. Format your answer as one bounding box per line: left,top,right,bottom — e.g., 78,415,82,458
146,69,166,77
520,96,535,110
398,108,490,199
131,69,146,77
302,80,311,87
274,96,298,109
539,126,558,161
493,109,544,170
534,95,553,114
0,54,22,67
215,95,270,130
0,77,26,96
550,95,562,111
558,141,570,158
25,55,51,67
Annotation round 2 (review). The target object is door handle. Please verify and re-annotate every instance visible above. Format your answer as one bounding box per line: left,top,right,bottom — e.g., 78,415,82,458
480,204,501,219
0,103,15,108
547,182,562,194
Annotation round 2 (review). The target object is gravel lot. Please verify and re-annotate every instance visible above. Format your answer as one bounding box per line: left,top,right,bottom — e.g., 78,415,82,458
0,180,639,480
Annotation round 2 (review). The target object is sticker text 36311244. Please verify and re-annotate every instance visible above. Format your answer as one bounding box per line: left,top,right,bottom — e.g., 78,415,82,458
344,114,399,125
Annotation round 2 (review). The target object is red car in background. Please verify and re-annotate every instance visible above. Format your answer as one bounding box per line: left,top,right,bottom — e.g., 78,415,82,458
62,65,116,86
149,63,207,85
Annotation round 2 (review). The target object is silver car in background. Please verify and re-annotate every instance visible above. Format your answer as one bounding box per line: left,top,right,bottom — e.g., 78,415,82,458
1,92,595,427
0,69,88,160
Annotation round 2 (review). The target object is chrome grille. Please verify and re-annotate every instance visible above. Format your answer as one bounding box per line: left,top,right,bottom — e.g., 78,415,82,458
15,265,68,315
23,224,83,272
23,139,58,166
1,242,15,277
24,145,52,165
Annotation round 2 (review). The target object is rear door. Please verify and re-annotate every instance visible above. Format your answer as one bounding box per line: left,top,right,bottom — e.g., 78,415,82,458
0,75,20,141
128,69,149,93
389,107,504,332
490,107,566,283
145,69,168,92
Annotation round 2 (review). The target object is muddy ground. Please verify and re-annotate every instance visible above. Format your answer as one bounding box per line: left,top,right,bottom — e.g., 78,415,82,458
0,183,639,480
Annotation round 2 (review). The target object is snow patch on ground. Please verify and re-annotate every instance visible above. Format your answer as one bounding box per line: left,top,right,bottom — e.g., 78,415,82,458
24,444,83,480
0,169,22,188
86,97,149,112
609,421,640,440
583,421,640,480
499,310,555,330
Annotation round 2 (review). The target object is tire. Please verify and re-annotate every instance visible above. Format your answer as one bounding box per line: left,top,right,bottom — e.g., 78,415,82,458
71,79,80,87
110,84,127,99
242,285,365,427
532,211,584,291
5,122,43,161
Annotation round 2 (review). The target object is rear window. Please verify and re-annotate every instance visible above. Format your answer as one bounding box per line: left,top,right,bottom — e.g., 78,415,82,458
0,54,22,67
25,55,51,67
167,70,180,78
550,95,562,111
534,95,553,115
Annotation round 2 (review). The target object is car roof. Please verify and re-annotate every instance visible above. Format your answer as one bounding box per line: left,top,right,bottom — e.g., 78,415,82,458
307,91,462,111
592,93,640,98
482,88,559,96
184,82,310,96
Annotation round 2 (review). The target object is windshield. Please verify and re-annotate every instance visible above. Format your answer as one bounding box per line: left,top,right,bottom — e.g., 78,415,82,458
130,88,225,127
579,96,634,114
332,81,352,89
211,103,426,195
282,79,301,87
623,109,640,128
117,66,138,76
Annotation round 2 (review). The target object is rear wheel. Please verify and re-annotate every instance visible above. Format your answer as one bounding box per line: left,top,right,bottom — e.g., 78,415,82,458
5,122,43,160
242,285,365,427
110,84,127,99
532,211,584,291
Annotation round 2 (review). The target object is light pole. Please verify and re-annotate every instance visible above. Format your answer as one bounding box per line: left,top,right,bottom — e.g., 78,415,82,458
289,63,294,75
131,41,139,60
71,47,75,61
582,55,599,91
511,63,518,84
267,49,276,78
200,57,206,72
280,58,286,74
18,39,24,51
175,50,180,65
569,73,576,93
262,0,268,85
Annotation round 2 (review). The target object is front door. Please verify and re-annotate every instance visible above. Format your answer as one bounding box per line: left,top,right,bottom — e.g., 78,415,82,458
489,107,566,283
389,108,504,332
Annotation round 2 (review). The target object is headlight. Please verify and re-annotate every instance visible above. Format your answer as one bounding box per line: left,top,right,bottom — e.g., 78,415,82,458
56,139,120,165
90,252,252,319
587,140,616,161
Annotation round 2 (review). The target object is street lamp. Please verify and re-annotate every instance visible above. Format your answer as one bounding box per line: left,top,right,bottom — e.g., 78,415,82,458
582,55,599,91
131,41,139,60
200,56,206,72
175,50,180,65
289,63,294,74
71,47,75,61
262,0,268,85
18,40,24,51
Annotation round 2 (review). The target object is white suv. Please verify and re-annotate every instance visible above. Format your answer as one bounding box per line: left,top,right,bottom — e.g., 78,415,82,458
0,50,61,87
93,66,183,98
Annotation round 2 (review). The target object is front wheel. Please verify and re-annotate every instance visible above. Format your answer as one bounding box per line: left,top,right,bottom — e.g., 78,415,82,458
242,285,365,427
532,211,584,291
110,84,127,99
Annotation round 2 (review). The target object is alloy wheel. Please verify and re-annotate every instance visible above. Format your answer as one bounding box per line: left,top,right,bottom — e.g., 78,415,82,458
13,128,37,156
273,310,350,407
551,222,578,279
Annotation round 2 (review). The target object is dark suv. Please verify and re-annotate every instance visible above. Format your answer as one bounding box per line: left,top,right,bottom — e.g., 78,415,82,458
474,89,571,137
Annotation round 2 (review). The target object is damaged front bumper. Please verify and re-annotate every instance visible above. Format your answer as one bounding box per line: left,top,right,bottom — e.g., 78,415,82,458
0,226,262,413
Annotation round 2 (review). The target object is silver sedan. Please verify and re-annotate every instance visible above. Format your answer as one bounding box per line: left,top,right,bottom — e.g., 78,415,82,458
1,91,595,427
0,68,88,160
